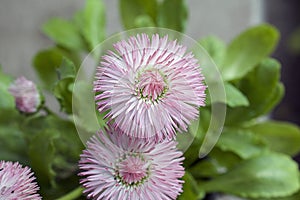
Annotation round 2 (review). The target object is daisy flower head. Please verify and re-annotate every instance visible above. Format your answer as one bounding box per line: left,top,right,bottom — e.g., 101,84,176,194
0,161,41,200
79,126,185,200
94,33,206,141
9,76,41,113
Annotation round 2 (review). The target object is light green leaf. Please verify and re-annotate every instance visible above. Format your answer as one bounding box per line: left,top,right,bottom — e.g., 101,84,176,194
157,0,188,32
42,18,84,51
134,15,156,28
0,68,15,109
81,0,106,50
216,128,266,159
0,67,13,90
245,121,300,156
226,58,283,124
202,153,300,198
0,87,15,109
224,83,249,107
221,24,279,80
263,188,300,200
33,48,63,90
119,0,158,29
29,130,59,186
198,36,226,67
56,58,76,80
179,172,205,200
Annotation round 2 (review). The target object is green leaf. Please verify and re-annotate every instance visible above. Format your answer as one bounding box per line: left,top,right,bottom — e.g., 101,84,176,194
202,153,300,198
179,172,205,200
226,58,283,124
42,18,84,51
53,58,76,114
189,148,241,178
0,67,13,90
221,24,279,81
198,36,226,67
73,81,107,143
81,0,106,50
157,0,188,32
56,58,76,80
184,109,211,167
0,68,15,109
33,48,63,90
23,115,83,161
0,109,27,163
0,87,15,109
29,130,59,186
134,15,156,28
245,121,300,156
53,78,74,114
224,83,249,107
216,128,266,159
264,188,300,200
23,114,83,186
119,0,158,29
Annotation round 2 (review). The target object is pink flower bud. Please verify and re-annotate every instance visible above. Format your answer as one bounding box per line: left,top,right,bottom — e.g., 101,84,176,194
9,76,41,113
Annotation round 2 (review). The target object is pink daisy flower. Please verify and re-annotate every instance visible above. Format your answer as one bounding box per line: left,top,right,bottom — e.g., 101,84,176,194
94,33,206,141
9,76,41,113
0,161,41,200
79,127,185,200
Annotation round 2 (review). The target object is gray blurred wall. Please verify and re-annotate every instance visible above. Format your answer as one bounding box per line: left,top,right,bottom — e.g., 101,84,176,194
0,0,264,80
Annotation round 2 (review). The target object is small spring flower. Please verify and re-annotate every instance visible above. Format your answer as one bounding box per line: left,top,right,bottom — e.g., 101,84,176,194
94,34,206,141
0,161,41,200
79,126,185,200
9,76,41,113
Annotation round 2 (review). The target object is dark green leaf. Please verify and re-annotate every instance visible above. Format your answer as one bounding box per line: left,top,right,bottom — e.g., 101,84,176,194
184,109,211,167
189,148,241,178
0,109,27,163
245,121,300,156
119,0,158,29
198,36,226,67
202,153,300,198
221,24,279,80
53,78,74,114
42,18,84,51
216,128,266,159
32,48,63,90
157,0,188,32
179,172,205,200
29,130,59,186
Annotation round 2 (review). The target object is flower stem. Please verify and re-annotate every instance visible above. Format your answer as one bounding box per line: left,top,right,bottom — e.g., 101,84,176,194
55,187,84,200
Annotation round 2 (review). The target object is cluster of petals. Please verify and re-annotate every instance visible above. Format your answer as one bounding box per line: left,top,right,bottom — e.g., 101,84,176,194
79,126,185,200
9,76,41,113
0,161,41,200
94,33,206,141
